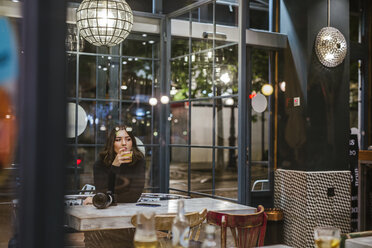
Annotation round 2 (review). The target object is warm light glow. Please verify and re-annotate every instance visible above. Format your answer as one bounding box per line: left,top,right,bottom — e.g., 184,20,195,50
160,96,170,104
170,87,177,95
225,98,234,106
149,97,158,106
220,73,230,84
5,114,11,119
280,81,286,92
261,84,273,96
76,0,133,47
315,26,347,67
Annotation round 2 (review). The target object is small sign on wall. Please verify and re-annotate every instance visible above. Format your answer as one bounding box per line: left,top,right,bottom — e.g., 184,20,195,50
294,97,300,107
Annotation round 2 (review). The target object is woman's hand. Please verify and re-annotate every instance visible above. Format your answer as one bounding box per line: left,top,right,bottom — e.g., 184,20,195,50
112,148,133,167
83,196,93,205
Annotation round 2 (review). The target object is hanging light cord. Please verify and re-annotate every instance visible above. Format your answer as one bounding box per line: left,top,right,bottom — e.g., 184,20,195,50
327,0,330,27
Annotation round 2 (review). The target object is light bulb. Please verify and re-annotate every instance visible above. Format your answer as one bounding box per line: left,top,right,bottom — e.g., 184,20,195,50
149,97,158,106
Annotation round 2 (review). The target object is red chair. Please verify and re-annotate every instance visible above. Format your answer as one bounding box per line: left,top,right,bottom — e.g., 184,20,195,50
206,205,267,248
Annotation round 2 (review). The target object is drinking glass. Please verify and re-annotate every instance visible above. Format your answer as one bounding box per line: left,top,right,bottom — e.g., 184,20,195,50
134,211,158,248
314,226,341,248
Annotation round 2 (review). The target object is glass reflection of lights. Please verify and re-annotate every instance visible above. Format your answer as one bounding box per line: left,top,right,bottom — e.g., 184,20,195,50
122,61,127,65
121,85,128,90
148,40,155,44
149,97,158,106
182,131,187,136
160,96,170,104
100,125,107,131
170,87,177,95
153,131,158,136
174,119,179,124
220,73,230,84
135,109,145,117
132,118,137,123
261,84,273,96
225,98,234,106
128,58,133,61
142,34,147,37
280,81,286,92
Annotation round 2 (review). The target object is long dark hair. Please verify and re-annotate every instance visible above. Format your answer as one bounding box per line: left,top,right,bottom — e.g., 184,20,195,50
99,125,144,166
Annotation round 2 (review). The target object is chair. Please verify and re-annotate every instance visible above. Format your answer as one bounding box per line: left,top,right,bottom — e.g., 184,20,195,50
206,205,267,248
131,208,207,241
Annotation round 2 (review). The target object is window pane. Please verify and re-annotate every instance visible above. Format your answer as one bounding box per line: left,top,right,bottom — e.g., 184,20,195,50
122,33,160,59
96,55,121,99
121,102,159,145
170,147,189,192
66,146,97,192
250,8,269,30
191,100,213,146
171,37,189,58
77,101,120,144
190,148,213,194
66,54,76,98
79,55,97,98
121,59,156,101
144,146,160,192
215,45,238,96
191,55,213,98
349,60,360,129
170,102,189,145
215,97,238,147
350,14,361,43
170,58,190,101
215,148,238,199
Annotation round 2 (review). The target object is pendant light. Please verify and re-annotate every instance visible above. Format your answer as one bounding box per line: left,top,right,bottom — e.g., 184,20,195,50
315,0,347,67
76,0,133,47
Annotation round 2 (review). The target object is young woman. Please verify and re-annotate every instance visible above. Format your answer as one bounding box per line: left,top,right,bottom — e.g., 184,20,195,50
84,125,145,204
83,126,145,248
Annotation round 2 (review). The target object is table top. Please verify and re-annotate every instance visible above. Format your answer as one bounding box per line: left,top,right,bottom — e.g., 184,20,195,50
65,197,255,231
345,236,372,248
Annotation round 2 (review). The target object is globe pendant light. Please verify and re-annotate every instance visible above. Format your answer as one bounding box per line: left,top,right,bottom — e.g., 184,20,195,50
315,0,347,67
76,0,133,47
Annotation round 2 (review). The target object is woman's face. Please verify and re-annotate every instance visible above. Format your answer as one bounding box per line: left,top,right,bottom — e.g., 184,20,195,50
114,130,133,154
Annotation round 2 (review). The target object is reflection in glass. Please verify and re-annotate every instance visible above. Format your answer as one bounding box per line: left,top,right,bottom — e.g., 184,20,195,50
171,58,189,101
77,101,119,144
190,148,213,193
66,54,76,98
66,146,97,192
121,60,158,101
214,97,238,147
170,147,189,192
170,102,189,145
96,55,121,99
214,148,238,199
79,55,97,98
190,100,213,146
122,33,159,59
121,102,159,145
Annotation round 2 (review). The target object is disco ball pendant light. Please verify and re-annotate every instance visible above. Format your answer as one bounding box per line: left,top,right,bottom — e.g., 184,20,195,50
315,0,347,67
76,0,133,47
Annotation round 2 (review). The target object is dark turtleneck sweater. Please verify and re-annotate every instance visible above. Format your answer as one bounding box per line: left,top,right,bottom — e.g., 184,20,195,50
93,157,145,203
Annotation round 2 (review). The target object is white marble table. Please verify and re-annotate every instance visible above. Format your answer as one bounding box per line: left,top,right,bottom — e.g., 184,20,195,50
345,236,372,248
65,197,256,231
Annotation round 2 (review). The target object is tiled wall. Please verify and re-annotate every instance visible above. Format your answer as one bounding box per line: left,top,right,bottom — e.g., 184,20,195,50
274,169,351,247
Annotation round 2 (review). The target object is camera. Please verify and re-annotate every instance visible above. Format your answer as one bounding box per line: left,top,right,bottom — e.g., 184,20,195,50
92,191,117,209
